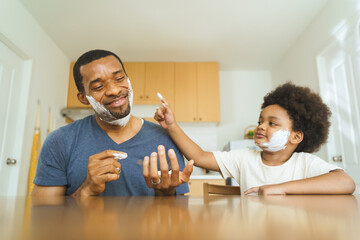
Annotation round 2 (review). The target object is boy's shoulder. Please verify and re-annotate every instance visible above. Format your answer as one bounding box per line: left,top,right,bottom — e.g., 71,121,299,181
291,152,322,161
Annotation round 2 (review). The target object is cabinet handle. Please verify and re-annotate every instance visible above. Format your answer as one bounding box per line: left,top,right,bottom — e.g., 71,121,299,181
140,96,143,99
146,96,149,99
199,117,202,121
193,117,196,121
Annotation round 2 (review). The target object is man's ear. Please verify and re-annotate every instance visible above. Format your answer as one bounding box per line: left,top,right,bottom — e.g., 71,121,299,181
77,92,90,105
290,131,303,144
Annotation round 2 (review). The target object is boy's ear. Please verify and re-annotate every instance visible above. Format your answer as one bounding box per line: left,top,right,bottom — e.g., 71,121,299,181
77,92,90,105
290,131,303,144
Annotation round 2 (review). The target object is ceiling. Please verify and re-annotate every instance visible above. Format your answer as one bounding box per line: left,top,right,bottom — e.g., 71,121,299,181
20,0,328,70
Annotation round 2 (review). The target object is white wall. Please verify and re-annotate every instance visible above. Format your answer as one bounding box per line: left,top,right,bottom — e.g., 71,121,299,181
217,70,272,151
271,0,360,160
272,0,360,90
0,0,70,195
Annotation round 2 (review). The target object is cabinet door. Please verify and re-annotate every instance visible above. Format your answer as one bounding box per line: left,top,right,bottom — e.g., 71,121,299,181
197,63,220,122
145,63,175,106
174,63,197,122
67,62,90,108
123,62,145,103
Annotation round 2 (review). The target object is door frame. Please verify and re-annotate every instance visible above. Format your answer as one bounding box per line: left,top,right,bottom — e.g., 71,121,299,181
316,13,360,192
0,32,33,196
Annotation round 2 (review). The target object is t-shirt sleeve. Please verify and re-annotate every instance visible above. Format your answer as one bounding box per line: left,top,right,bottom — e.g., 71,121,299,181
212,150,244,182
306,154,343,178
33,130,68,186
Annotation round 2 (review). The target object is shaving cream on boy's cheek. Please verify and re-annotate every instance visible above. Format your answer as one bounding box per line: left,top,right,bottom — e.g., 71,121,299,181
257,129,290,152
86,78,133,126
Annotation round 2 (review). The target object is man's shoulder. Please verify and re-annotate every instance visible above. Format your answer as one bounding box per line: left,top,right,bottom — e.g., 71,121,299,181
141,120,169,137
47,115,94,141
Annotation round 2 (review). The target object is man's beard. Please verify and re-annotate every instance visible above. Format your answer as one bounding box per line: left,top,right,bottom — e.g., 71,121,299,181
86,78,133,126
108,104,131,119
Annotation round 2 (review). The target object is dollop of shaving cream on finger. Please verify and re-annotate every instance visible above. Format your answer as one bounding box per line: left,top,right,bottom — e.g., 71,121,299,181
86,78,133,126
258,129,290,152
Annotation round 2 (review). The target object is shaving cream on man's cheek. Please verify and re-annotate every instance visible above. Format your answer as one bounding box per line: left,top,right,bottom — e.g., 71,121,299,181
86,78,133,126
257,129,290,152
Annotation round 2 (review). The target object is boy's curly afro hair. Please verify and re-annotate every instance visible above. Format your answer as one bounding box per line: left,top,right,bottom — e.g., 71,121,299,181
261,82,331,153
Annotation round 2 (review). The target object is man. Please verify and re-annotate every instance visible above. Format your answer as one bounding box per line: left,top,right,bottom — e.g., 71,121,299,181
32,49,193,196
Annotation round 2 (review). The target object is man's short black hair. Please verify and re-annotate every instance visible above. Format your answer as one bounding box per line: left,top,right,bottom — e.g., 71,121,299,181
73,49,126,92
261,82,332,153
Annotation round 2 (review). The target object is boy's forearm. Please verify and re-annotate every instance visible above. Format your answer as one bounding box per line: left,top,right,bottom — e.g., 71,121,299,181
167,124,219,171
280,170,355,195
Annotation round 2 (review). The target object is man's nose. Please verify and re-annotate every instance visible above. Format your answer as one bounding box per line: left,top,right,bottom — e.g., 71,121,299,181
104,81,127,96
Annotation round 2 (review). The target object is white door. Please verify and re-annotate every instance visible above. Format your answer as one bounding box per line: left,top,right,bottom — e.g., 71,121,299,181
0,40,27,196
317,15,360,191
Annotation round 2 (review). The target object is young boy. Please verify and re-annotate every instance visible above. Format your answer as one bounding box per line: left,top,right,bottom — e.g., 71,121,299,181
152,83,355,195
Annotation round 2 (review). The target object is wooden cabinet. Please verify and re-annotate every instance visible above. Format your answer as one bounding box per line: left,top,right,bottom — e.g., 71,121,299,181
67,61,219,122
67,62,90,108
123,62,174,106
122,62,145,103
174,62,220,122
187,178,225,197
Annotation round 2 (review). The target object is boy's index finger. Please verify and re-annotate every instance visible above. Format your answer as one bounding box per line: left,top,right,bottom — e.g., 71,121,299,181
157,92,169,107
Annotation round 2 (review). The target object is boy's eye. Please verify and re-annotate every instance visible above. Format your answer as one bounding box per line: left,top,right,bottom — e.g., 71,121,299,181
269,121,277,126
257,121,262,125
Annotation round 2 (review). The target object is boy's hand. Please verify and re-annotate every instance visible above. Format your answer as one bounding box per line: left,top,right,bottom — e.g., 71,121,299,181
244,184,286,195
143,145,194,196
154,97,176,130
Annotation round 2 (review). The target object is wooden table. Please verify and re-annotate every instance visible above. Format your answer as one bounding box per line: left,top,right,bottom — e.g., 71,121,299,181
1,195,359,240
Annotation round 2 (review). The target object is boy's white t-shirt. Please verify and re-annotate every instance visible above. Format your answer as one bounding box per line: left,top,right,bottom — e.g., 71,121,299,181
213,149,342,194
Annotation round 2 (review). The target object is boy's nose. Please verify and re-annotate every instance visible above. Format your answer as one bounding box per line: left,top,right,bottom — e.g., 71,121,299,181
257,123,266,130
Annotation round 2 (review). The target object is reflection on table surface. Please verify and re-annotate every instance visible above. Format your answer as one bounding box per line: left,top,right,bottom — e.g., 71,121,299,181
0,195,359,240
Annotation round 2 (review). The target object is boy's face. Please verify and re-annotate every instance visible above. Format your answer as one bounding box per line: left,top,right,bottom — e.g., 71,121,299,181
254,104,293,148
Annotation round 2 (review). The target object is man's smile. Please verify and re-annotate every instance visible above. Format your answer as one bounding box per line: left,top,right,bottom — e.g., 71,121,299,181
104,94,128,108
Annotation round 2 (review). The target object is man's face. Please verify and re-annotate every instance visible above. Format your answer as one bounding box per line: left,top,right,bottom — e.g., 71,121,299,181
79,55,130,119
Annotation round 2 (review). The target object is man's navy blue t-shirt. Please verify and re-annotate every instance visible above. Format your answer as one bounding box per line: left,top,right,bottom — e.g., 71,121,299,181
34,115,189,196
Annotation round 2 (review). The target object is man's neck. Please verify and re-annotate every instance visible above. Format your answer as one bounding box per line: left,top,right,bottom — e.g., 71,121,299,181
95,115,143,144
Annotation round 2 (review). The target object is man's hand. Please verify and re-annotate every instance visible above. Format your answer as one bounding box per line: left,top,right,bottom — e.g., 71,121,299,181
73,150,125,196
244,184,286,196
154,97,176,130
143,145,194,196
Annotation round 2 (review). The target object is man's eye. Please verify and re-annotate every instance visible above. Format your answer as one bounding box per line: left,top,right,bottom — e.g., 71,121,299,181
93,85,103,91
116,77,125,82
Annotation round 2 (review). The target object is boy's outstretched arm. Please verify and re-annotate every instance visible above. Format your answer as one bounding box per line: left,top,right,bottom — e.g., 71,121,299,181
244,169,356,195
154,98,220,171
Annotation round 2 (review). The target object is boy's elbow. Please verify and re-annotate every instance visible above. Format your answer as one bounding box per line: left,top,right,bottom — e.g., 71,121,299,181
339,171,356,194
345,178,356,194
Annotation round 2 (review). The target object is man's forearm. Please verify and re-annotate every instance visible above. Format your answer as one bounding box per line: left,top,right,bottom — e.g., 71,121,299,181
72,181,94,197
